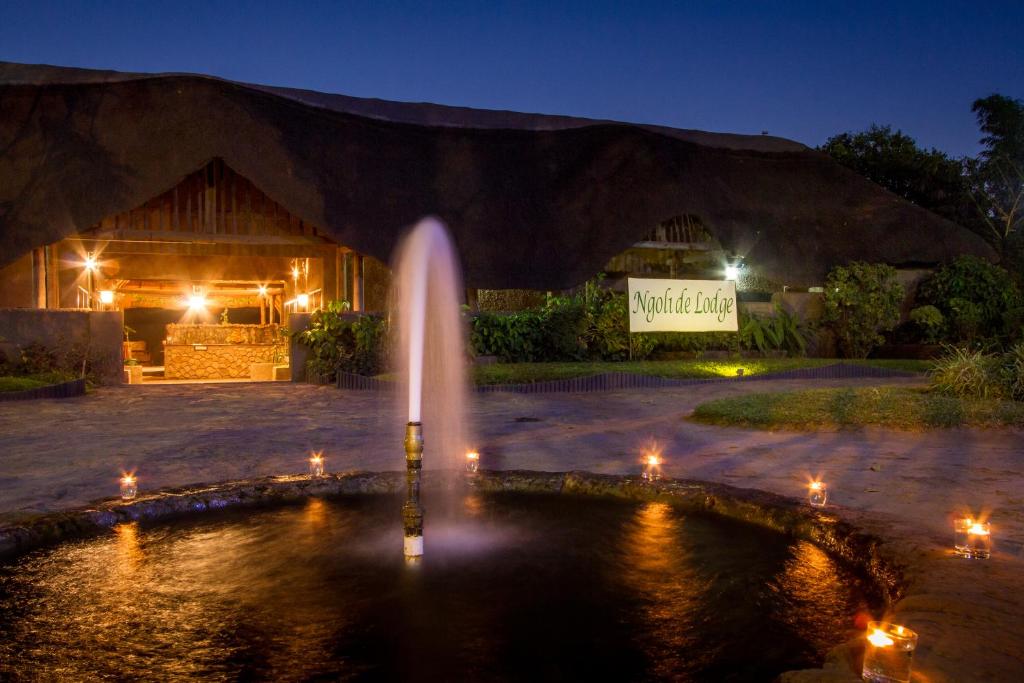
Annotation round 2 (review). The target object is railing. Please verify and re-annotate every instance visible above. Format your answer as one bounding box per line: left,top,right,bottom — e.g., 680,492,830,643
76,286,92,310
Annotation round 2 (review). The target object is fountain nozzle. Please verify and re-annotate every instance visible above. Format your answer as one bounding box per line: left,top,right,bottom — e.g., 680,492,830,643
403,422,424,560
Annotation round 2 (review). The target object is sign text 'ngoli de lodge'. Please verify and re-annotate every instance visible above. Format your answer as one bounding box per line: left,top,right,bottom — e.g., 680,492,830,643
627,277,738,333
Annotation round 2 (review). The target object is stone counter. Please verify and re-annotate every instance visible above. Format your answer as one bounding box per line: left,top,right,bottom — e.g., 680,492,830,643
164,343,282,379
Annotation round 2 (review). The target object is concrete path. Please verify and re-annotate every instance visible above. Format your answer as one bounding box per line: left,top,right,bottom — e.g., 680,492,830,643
0,378,1022,681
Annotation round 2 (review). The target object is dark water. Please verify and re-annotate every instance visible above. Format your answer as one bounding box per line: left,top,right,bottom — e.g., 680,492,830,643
0,494,877,682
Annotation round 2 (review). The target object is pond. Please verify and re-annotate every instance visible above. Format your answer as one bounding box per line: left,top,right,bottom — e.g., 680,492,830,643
0,493,878,681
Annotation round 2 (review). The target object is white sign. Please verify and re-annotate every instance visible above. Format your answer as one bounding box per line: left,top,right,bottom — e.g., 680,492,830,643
627,278,738,333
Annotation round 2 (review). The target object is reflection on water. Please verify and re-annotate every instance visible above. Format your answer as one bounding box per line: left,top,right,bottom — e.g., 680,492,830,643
619,502,705,678
0,494,877,682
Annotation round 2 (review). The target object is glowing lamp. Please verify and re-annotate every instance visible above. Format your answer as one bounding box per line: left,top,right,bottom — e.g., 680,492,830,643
187,294,207,311
309,452,325,478
724,265,740,280
642,453,662,482
954,517,991,559
83,254,98,272
119,473,137,500
258,285,268,296
465,450,480,473
862,621,917,683
297,293,310,310
98,290,115,305
807,480,828,507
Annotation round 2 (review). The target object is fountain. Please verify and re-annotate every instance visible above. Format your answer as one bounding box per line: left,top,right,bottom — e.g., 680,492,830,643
0,218,887,680
390,218,471,562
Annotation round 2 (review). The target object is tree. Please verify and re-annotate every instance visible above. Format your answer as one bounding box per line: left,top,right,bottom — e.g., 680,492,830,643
822,262,904,358
967,95,1024,266
820,125,973,227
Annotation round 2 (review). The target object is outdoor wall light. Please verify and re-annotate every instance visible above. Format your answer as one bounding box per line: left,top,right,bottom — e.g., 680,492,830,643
83,253,98,272
465,450,480,473
807,480,828,507
862,621,917,683
258,285,268,296
954,517,992,559
187,293,207,311
724,264,740,280
98,290,115,305
309,451,325,478
119,473,137,500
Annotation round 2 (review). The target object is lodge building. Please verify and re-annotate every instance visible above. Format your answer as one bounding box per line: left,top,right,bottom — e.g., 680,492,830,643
0,61,995,382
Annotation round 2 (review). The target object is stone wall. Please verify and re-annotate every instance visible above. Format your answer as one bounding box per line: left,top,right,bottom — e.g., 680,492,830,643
166,323,283,345
164,343,281,379
0,309,123,384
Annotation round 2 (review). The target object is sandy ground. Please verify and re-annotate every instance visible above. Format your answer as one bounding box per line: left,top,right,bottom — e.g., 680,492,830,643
1,378,1022,681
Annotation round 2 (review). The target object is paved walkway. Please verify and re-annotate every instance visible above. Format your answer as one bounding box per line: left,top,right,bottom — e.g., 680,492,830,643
1,378,1022,680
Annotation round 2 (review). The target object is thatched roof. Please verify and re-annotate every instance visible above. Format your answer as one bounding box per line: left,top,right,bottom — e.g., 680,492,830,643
0,61,994,289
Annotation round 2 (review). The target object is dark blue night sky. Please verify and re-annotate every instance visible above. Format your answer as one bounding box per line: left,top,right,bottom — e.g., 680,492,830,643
1,1,1020,157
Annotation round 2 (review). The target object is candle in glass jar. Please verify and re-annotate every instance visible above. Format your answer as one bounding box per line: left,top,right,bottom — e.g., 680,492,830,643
641,453,662,481
309,452,325,478
119,473,137,500
862,621,918,683
807,480,828,507
954,517,991,559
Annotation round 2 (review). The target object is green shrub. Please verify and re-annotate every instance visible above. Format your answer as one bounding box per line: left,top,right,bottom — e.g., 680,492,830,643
18,342,59,374
471,309,546,362
1003,343,1024,401
470,278,658,362
298,301,387,378
585,295,656,360
917,256,1022,342
739,305,807,356
908,305,945,343
929,346,1007,399
947,298,983,343
538,296,589,360
822,262,903,357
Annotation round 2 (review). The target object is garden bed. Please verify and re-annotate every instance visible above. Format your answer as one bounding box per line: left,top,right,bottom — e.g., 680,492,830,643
691,386,1024,430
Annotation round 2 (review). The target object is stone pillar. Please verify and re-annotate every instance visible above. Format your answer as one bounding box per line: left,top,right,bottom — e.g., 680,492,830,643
322,248,338,304
32,248,46,308
288,311,312,382
352,254,364,312
465,288,479,311
45,245,60,309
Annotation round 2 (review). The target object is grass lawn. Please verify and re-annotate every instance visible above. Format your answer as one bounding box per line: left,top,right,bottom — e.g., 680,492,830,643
470,358,930,385
691,386,1024,430
0,373,76,393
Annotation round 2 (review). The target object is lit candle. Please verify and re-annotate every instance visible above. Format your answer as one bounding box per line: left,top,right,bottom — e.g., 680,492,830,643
862,621,917,683
954,517,992,559
807,480,828,507
642,453,662,481
309,451,325,478
465,450,480,473
119,473,137,501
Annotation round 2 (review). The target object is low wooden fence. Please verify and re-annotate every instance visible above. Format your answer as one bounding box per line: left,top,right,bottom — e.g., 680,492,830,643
0,378,87,402
336,363,916,395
